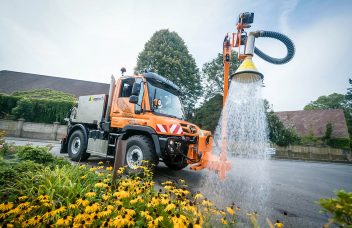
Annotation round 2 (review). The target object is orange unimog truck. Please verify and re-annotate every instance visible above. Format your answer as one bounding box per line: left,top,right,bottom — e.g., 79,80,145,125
60,70,229,175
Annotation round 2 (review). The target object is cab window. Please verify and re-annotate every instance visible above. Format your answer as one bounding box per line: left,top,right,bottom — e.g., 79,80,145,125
119,78,135,97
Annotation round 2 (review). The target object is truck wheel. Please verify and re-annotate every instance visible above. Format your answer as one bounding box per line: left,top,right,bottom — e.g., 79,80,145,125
68,130,90,162
125,135,158,171
164,160,188,170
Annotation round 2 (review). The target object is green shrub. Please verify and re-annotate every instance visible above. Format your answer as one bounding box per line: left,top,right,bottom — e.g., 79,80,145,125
0,160,44,187
319,190,352,226
324,123,333,140
0,90,75,124
12,98,75,124
327,138,350,150
0,94,20,119
12,88,76,102
300,135,322,146
17,146,55,164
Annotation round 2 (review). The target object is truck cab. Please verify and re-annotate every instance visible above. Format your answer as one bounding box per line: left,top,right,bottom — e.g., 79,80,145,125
61,72,213,171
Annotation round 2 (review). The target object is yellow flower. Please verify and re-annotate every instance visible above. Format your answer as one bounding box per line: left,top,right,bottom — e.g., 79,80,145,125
74,213,89,223
164,185,174,191
102,194,110,201
97,165,104,170
85,192,96,198
56,215,73,226
76,198,89,207
68,204,77,209
98,161,104,165
155,216,163,223
125,209,136,217
226,207,235,215
0,202,13,212
117,167,125,174
103,178,110,183
42,202,53,207
113,191,130,199
18,196,28,201
112,215,128,227
171,214,187,227
221,218,227,225
274,220,284,228
194,193,204,200
141,211,153,221
201,199,213,207
26,215,41,226
130,196,144,204
106,166,113,171
84,203,100,213
37,195,49,201
50,206,66,216
90,167,97,172
17,202,30,209
80,175,87,180
165,203,176,212
162,181,173,185
98,209,112,217
219,210,226,216
79,164,86,169
94,182,108,188
98,172,104,177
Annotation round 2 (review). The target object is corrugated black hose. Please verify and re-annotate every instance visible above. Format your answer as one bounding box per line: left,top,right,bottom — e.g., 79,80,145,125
254,30,295,64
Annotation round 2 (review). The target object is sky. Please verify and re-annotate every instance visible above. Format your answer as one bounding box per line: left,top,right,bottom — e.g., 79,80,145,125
0,0,352,111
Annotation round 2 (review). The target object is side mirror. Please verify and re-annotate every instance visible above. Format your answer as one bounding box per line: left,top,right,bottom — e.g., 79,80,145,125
129,95,138,104
153,98,161,108
131,82,141,96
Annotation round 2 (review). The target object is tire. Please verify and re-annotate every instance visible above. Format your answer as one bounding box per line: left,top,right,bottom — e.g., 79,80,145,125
164,160,188,170
125,135,158,171
68,130,90,162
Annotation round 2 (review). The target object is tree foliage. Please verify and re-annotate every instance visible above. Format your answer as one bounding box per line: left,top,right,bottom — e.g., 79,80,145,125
304,93,346,110
264,100,300,146
201,51,240,101
190,94,222,132
135,29,201,108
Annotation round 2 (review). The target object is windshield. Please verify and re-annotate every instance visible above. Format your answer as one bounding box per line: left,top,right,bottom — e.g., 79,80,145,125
147,80,184,119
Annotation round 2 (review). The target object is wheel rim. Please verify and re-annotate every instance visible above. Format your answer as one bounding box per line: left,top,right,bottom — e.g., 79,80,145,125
126,145,143,169
71,137,81,155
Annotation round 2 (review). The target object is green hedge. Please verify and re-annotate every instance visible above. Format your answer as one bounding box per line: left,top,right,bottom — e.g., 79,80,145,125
327,138,350,150
0,93,20,118
0,93,75,124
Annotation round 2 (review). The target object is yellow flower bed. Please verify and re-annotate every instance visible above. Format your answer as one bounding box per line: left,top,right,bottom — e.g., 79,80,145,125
0,163,239,227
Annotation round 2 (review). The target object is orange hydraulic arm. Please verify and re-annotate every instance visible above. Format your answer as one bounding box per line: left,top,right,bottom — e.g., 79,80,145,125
190,13,257,180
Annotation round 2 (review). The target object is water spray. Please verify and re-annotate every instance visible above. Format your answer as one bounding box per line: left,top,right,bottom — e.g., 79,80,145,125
211,12,295,180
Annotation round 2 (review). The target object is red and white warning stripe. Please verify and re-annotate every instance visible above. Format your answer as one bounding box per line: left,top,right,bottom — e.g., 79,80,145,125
156,124,168,133
169,124,183,135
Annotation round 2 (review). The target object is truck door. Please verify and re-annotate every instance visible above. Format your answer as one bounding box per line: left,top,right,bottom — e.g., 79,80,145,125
110,77,144,128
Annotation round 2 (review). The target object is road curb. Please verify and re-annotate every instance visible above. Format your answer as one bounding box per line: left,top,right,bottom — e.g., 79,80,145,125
5,137,60,144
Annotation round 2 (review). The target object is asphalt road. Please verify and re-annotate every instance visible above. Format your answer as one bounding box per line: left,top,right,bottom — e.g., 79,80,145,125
6,138,352,227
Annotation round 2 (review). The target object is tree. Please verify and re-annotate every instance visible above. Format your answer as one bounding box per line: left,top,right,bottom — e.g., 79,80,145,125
201,51,240,101
135,29,201,108
190,94,222,132
265,100,300,146
304,93,346,110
